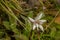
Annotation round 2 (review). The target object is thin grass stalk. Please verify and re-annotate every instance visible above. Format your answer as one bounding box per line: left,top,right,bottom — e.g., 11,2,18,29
11,0,24,12
1,0,24,26
39,0,44,6
0,1,27,31
45,9,60,30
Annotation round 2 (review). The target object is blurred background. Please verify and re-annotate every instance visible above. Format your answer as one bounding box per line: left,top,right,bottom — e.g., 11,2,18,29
0,0,60,40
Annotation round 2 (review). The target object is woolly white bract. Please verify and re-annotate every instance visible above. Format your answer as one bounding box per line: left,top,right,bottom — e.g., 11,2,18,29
28,12,46,32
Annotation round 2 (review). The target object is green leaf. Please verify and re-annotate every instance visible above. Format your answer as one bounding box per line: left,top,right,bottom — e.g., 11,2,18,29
28,11,33,18
9,15,20,34
50,27,56,37
3,21,10,30
55,31,60,40
20,15,31,31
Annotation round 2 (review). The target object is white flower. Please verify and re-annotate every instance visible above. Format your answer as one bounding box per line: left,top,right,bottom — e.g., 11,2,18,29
28,12,46,32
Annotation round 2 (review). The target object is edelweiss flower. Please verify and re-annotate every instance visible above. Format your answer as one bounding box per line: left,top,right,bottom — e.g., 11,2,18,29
28,12,46,32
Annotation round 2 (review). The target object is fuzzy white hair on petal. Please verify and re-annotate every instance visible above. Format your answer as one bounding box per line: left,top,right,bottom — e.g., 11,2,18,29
39,25,44,32
28,17,35,22
35,12,44,20
33,24,36,30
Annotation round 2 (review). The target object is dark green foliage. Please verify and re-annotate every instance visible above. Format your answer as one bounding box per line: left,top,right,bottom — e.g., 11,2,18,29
0,0,60,40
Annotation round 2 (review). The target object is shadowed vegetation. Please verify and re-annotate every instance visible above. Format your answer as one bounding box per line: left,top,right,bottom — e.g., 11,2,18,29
0,0,60,40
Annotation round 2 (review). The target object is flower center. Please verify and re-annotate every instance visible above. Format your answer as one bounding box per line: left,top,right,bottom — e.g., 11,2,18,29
35,20,40,24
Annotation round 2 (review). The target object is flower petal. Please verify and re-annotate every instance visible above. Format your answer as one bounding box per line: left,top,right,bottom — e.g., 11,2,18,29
35,12,43,20
39,20,46,24
28,17,35,22
35,24,39,30
33,24,36,30
39,25,44,32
